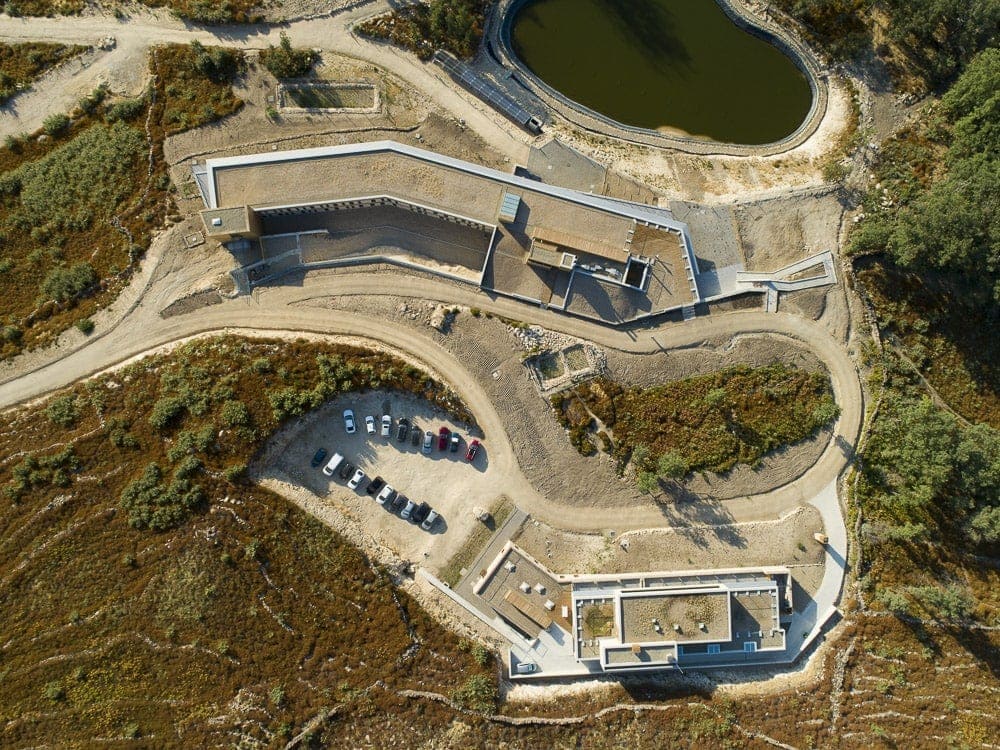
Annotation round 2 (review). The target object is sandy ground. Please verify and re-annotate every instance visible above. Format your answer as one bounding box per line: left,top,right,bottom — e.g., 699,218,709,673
735,188,846,272
550,76,857,205
255,390,499,569
513,504,825,594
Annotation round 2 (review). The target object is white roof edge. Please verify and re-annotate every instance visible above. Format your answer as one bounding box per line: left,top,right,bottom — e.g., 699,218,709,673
204,140,684,231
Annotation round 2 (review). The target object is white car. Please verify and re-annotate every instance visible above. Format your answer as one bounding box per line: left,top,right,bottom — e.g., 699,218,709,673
347,468,365,490
400,499,416,520
343,409,356,434
365,415,376,435
420,509,439,530
376,484,395,506
381,414,392,437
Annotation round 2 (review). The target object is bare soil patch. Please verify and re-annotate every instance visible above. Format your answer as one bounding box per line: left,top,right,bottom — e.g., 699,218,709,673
514,505,825,592
736,188,845,272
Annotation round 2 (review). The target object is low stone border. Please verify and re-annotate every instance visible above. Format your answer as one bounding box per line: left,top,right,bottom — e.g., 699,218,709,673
277,80,381,114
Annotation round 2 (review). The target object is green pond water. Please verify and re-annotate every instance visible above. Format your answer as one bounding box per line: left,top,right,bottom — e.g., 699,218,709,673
511,0,813,144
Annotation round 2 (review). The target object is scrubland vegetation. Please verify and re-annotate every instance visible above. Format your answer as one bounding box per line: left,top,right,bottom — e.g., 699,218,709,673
0,42,243,359
3,0,264,22
0,336,488,744
552,365,837,489
834,41,1000,628
357,0,487,60
0,42,86,105
774,0,998,90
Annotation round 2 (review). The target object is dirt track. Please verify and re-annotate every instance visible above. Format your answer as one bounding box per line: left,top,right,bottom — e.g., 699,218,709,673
0,267,863,536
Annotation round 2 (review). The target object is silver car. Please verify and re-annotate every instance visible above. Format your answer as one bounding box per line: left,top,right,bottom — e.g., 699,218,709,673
421,430,434,455
400,499,416,520
343,409,356,434
420,509,439,530
347,468,365,490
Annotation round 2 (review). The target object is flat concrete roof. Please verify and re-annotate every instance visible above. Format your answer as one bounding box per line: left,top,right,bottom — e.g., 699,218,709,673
203,141,686,233
201,206,251,237
620,589,731,645
477,547,568,638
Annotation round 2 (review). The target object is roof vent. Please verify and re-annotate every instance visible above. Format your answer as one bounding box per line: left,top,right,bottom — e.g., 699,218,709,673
211,217,223,227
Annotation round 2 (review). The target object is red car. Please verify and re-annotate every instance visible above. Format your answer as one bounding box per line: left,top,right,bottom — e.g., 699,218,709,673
438,426,449,451
466,439,480,462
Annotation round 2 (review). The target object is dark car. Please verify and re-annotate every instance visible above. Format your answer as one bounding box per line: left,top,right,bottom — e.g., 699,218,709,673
310,448,327,468
391,493,408,511
411,427,422,447
396,417,410,442
438,426,449,451
338,461,355,480
366,476,385,496
466,439,480,462
411,501,431,524
450,433,460,453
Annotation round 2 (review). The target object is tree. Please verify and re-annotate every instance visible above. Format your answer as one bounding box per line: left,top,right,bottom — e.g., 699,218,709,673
259,33,317,79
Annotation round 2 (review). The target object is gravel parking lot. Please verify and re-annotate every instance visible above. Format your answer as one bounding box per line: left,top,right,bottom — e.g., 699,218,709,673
266,391,499,566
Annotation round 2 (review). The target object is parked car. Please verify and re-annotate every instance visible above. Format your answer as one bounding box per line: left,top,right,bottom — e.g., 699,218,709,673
514,661,537,674
310,448,327,468
438,426,449,451
400,498,417,520
376,485,396,506
450,433,460,453
381,414,392,437
338,461,355,480
343,409,356,434
411,426,422,447
347,468,366,490
366,476,385,496
365,415,376,435
421,431,434,454
466,439,480,462
396,417,410,442
322,452,344,477
420,509,439,531
412,502,431,524
392,493,408,511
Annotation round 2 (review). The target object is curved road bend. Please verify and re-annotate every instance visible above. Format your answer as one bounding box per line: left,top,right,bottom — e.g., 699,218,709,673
0,272,862,539
0,7,529,159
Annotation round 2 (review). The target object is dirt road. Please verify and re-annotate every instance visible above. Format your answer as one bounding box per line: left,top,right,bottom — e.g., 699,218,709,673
0,270,863,536
0,5,530,162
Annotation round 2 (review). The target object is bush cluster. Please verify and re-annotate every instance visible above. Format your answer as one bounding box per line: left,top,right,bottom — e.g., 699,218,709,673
259,33,318,79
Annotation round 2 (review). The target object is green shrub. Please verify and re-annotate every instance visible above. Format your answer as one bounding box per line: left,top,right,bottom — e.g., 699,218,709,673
149,396,186,431
38,261,97,303
220,399,251,427
223,463,245,483
45,394,78,427
41,112,70,136
105,96,146,122
44,681,65,702
269,685,285,707
259,33,318,79
449,674,497,713
75,318,95,335
119,461,204,531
